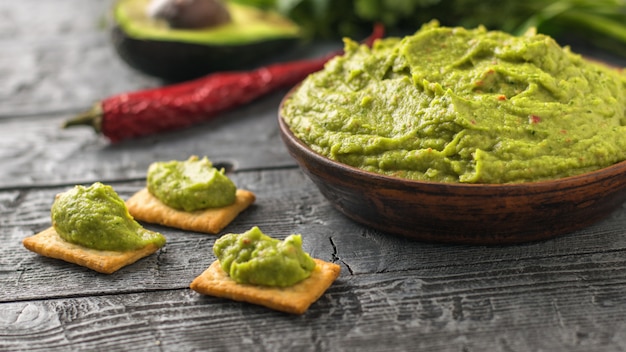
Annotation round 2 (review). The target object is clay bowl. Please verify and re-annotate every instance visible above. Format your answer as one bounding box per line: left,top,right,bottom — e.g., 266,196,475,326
278,109,626,245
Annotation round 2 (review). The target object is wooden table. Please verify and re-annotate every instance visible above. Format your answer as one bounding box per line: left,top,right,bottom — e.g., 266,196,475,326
3,1,626,351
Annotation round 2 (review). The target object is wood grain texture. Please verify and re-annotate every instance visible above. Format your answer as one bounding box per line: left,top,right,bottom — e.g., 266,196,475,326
3,0,626,350
0,0,299,190
1,268,626,352
0,98,296,189
0,0,157,116
3,169,626,351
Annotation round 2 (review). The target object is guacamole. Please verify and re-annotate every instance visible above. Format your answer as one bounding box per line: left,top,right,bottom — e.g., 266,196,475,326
147,156,236,211
281,21,626,183
213,226,316,287
51,182,166,251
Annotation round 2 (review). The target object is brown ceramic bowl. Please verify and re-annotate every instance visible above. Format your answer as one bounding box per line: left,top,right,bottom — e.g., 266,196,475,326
278,100,626,244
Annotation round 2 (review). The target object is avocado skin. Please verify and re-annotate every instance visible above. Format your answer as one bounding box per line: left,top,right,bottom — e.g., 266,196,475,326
112,25,299,81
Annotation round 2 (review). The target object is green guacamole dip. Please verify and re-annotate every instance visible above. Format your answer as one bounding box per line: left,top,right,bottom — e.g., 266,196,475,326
281,21,626,183
213,226,316,287
147,156,236,212
51,182,166,251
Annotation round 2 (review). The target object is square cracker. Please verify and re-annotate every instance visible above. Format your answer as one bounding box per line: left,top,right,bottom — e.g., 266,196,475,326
190,258,341,314
22,227,162,274
126,188,255,234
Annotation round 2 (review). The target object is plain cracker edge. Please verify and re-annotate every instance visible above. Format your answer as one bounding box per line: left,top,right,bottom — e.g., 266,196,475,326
126,188,256,234
22,227,162,274
189,258,341,315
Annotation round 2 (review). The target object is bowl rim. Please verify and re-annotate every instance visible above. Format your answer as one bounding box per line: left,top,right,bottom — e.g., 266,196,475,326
278,110,626,192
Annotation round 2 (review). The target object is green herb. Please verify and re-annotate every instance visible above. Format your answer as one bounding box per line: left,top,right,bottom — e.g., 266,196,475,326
232,0,626,58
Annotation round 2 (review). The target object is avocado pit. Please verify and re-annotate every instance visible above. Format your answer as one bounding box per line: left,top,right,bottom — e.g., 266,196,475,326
147,0,231,29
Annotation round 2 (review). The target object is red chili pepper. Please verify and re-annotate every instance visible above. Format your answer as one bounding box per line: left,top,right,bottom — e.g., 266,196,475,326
64,24,385,142
530,114,542,124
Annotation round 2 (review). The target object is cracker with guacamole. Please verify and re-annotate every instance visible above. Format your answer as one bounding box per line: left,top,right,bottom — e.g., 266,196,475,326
190,227,341,314
23,182,166,274
23,227,163,274
126,156,255,234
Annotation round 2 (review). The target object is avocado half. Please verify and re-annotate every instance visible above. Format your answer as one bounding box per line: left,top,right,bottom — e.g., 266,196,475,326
112,0,302,81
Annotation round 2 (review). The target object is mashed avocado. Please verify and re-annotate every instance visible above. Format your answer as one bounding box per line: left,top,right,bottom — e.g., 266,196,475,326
281,21,626,183
51,182,166,251
147,156,236,211
213,226,316,287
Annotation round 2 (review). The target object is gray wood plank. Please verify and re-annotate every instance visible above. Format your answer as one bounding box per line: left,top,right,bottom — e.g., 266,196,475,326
4,168,626,315
1,266,625,352
0,94,297,189
0,0,336,118
0,0,340,189
3,1,626,351
0,0,159,117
